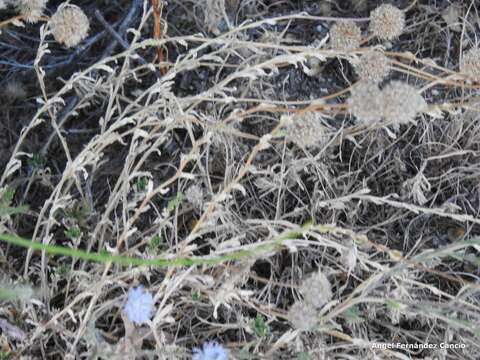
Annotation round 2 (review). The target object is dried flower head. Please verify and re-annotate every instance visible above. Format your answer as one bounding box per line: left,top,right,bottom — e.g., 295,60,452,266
192,342,228,360
16,0,47,23
123,286,154,325
50,4,89,48
185,184,204,209
340,243,358,273
330,21,362,51
354,51,390,83
288,301,318,331
370,4,405,41
299,271,333,309
348,81,383,124
282,112,329,147
3,81,27,101
382,81,426,124
460,48,480,82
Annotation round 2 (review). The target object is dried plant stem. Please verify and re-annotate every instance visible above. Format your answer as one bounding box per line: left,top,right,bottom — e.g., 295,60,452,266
151,0,166,74
392,61,479,89
0,15,48,28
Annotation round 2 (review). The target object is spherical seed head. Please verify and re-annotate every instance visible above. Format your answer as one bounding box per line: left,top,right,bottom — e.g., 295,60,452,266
16,0,47,23
354,51,390,83
3,81,27,101
370,4,405,41
348,81,383,124
185,184,204,209
287,301,318,331
299,272,333,309
282,112,328,148
330,21,362,51
50,4,90,48
461,48,480,82
382,81,426,124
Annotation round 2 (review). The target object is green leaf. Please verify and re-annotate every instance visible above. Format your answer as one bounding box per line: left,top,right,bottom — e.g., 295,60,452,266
64,226,81,240
167,192,185,212
135,177,149,192
191,291,201,301
385,299,401,310
148,234,162,251
55,264,70,276
0,204,28,217
26,153,46,169
1,187,15,204
0,187,28,217
343,305,363,324
253,314,268,338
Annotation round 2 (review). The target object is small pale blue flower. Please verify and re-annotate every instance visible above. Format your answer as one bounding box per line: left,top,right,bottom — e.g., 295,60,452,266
123,286,154,324
192,341,228,360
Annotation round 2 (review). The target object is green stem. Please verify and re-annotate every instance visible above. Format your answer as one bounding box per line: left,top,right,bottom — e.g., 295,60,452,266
0,226,306,268
4,227,477,269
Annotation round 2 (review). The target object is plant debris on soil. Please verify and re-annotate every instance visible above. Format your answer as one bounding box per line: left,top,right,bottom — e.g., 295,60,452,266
1,0,480,359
